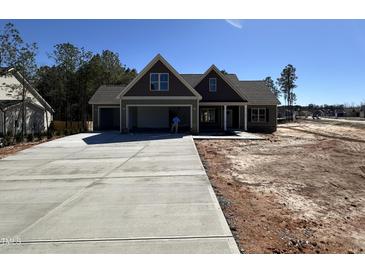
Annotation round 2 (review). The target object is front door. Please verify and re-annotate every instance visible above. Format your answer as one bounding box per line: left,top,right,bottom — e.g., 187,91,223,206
227,109,233,128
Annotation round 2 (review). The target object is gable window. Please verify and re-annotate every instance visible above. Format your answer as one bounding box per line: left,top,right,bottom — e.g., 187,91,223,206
200,108,216,124
209,78,217,92
251,108,266,122
150,73,169,91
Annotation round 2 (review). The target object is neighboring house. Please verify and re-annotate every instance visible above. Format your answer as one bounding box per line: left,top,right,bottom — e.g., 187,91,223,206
89,54,279,133
0,67,54,135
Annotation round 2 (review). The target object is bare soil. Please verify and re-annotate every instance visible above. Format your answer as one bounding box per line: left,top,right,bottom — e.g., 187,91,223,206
195,120,365,253
0,137,59,159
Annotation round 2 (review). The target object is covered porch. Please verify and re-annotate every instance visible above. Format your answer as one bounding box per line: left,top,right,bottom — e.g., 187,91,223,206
199,103,247,132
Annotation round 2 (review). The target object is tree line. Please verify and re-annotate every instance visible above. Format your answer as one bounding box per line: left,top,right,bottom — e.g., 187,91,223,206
0,22,137,131
1,21,300,128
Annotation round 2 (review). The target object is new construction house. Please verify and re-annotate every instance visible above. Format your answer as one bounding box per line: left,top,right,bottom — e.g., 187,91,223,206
89,54,279,133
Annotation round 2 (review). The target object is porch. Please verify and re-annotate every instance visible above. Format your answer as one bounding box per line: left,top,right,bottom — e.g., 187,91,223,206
199,103,248,132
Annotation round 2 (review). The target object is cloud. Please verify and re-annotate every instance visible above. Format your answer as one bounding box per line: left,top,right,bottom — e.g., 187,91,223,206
225,19,243,29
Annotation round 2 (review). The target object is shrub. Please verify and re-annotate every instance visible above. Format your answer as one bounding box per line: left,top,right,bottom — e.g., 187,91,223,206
49,121,55,132
71,128,79,135
27,133,34,142
15,133,23,143
63,129,69,136
3,132,14,146
47,130,53,139
35,132,43,141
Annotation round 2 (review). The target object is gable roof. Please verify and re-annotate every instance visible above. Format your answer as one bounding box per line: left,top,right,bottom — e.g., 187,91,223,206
117,54,202,100
182,73,279,105
0,67,55,113
191,65,248,102
89,85,125,104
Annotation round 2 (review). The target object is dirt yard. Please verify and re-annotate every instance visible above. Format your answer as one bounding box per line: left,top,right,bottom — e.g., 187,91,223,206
195,120,365,254
0,137,59,159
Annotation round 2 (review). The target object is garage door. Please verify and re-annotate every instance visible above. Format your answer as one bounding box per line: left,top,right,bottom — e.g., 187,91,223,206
99,108,120,130
128,106,191,131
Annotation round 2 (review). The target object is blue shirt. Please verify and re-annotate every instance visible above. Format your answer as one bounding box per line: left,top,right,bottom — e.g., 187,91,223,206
172,116,180,125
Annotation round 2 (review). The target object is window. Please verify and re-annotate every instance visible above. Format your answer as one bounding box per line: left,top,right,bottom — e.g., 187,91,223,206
200,108,216,124
209,78,217,92
150,73,169,91
251,108,267,122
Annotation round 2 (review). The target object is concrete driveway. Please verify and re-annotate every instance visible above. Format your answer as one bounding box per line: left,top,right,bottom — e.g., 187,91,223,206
0,132,238,253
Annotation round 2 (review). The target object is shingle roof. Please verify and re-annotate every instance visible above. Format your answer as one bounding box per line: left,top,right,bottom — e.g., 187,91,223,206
90,73,279,105
180,74,203,87
237,81,279,105
88,85,125,104
182,73,279,105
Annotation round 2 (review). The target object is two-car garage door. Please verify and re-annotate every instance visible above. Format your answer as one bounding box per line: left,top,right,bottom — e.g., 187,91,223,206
128,106,191,131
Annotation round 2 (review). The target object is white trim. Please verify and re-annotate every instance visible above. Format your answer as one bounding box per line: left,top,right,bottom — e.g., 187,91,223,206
122,96,198,100
223,105,227,131
126,105,129,129
208,77,217,92
150,72,169,92
89,101,119,105
125,104,193,131
8,68,55,113
193,65,248,102
238,106,241,129
190,105,193,130
199,102,248,106
92,104,94,130
244,105,248,131
120,99,122,132
196,99,199,133
247,102,277,106
118,54,202,100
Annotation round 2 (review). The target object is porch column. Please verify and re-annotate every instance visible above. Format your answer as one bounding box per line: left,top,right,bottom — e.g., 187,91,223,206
244,104,248,131
224,105,227,131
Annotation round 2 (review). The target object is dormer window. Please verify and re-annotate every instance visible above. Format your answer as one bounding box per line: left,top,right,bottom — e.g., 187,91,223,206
209,78,217,92
150,73,169,91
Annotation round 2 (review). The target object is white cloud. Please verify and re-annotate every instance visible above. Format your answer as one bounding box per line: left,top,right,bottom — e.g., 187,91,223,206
225,19,243,29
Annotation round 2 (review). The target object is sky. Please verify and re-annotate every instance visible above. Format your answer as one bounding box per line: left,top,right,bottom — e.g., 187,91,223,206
1,19,364,106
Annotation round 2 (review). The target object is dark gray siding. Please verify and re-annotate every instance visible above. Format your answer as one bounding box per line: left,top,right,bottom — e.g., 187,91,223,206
195,70,245,102
124,61,195,97
247,105,277,133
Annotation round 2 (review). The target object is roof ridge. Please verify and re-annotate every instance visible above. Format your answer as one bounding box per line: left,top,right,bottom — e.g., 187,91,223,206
239,80,265,82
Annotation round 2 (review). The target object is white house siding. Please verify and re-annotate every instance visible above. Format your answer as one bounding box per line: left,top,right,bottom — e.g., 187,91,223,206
0,73,53,133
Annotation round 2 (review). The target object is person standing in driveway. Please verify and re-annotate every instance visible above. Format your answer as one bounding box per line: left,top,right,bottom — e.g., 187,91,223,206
171,115,180,134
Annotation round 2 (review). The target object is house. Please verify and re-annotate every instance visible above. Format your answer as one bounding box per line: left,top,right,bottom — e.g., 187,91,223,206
89,54,279,133
0,67,54,135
